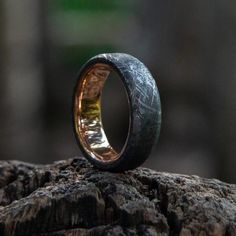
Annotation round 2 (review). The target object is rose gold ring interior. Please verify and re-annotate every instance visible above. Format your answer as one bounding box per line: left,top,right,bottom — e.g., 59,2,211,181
74,63,129,163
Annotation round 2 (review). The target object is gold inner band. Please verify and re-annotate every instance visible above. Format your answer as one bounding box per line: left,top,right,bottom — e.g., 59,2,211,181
74,63,122,162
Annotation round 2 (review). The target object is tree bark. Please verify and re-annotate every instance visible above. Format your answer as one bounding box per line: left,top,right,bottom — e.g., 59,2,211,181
0,157,235,236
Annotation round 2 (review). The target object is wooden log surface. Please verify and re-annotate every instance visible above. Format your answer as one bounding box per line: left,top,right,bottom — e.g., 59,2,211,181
0,157,235,236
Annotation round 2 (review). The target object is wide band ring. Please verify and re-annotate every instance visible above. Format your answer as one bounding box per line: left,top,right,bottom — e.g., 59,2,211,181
73,53,161,172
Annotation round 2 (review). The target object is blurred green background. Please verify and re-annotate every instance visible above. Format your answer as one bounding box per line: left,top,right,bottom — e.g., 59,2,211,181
0,0,235,183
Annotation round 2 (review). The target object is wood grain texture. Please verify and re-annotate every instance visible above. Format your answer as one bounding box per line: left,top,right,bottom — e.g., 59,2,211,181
0,157,236,236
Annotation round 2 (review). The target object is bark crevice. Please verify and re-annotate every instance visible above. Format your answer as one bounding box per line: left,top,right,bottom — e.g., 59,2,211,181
0,157,235,236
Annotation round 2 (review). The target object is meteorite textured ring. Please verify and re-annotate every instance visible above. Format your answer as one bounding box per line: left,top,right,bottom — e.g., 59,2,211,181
73,53,161,171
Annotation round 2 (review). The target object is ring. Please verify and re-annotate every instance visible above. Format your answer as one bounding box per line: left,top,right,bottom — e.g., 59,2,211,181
73,53,161,171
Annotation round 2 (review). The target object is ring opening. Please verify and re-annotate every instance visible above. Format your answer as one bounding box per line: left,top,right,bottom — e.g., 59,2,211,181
74,63,130,162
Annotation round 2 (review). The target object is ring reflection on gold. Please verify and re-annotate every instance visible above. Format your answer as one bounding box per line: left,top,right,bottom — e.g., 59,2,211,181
73,53,161,172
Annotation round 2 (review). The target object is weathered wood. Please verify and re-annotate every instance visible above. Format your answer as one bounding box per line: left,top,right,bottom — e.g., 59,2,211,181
0,157,235,236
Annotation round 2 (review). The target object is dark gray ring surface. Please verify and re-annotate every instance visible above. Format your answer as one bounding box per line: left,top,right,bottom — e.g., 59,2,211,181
73,53,161,172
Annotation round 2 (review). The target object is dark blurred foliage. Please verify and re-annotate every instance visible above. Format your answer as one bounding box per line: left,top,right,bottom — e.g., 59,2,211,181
0,0,235,183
